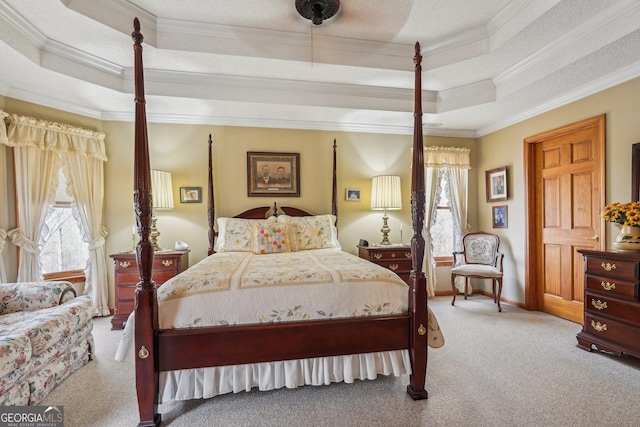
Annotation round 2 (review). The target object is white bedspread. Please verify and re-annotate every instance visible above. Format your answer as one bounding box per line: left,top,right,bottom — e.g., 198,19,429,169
157,248,409,328
116,248,443,402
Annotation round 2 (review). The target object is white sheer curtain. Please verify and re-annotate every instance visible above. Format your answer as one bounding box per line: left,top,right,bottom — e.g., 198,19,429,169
424,147,471,294
63,154,110,316
0,111,7,283
1,114,109,315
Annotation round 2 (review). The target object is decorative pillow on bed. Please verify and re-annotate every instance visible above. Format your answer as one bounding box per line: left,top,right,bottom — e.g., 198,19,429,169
252,224,291,254
215,216,277,252
277,214,340,250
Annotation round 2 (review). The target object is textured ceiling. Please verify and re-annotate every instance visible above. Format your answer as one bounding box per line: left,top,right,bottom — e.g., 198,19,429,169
1,0,640,137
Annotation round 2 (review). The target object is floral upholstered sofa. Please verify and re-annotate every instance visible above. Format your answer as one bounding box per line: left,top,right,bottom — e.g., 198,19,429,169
0,281,94,405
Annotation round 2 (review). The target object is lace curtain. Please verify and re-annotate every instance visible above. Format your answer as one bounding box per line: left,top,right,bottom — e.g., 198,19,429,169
0,112,110,316
424,146,470,295
0,111,8,283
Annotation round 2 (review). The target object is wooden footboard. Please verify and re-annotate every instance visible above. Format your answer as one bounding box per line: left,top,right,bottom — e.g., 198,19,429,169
131,19,427,427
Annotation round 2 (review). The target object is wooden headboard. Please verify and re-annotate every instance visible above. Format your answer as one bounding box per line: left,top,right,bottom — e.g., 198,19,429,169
206,139,338,254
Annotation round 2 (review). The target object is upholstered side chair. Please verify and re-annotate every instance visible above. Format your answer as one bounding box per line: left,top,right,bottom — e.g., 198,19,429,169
450,232,504,312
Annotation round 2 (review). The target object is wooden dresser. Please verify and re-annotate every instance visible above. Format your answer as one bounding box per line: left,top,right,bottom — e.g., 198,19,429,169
109,251,189,330
358,244,412,285
576,249,640,358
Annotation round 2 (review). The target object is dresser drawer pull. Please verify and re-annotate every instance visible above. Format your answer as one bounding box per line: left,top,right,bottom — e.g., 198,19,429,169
389,264,399,271
119,261,131,268
391,253,396,258
591,299,607,310
374,253,382,260
405,252,411,258
162,260,173,267
600,281,616,291
590,320,607,332
600,262,616,271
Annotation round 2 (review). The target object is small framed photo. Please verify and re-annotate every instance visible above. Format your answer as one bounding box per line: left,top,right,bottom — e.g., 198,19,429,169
180,187,202,203
492,205,508,228
247,152,300,197
345,188,361,201
486,166,508,202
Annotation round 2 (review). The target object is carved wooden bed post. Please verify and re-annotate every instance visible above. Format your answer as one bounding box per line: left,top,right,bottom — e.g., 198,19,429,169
407,41,428,400
132,18,161,427
207,134,215,255
332,138,338,226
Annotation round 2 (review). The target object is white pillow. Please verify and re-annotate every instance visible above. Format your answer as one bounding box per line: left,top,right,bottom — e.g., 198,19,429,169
215,216,276,252
277,214,341,250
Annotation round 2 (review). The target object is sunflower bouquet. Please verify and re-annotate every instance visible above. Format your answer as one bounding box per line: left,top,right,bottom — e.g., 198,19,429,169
602,202,640,227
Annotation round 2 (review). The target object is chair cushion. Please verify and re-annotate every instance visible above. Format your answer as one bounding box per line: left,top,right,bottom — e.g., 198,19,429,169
451,264,503,278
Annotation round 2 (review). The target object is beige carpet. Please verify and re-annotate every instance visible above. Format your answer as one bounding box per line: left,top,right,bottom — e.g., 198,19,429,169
42,296,640,427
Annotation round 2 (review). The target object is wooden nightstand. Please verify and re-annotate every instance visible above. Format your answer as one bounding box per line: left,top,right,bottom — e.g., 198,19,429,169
358,244,412,285
109,251,189,330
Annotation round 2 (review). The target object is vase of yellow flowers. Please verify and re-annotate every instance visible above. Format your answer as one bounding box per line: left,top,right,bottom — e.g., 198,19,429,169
603,202,640,250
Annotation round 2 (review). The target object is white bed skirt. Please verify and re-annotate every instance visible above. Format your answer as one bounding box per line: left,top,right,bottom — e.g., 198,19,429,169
158,350,411,403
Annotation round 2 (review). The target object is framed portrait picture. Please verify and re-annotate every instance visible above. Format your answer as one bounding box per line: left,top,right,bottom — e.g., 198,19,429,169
180,187,202,203
492,205,508,228
247,152,300,197
486,166,508,202
345,188,361,201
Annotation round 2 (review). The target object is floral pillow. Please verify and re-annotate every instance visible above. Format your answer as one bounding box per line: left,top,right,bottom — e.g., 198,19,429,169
252,224,290,254
278,214,340,250
215,216,276,252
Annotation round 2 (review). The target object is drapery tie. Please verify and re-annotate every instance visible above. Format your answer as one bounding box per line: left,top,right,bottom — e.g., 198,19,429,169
7,228,40,254
88,226,109,250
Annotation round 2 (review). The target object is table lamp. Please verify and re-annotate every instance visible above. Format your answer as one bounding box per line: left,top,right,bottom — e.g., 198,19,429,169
370,175,402,245
150,169,174,251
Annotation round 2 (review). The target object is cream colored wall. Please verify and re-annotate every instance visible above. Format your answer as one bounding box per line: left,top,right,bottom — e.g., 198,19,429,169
478,76,640,305
13,71,640,310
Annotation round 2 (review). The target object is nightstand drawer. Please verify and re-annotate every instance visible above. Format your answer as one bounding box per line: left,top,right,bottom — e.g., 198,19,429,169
366,250,412,262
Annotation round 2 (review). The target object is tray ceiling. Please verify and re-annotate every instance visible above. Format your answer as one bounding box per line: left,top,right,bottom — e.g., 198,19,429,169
1,0,640,137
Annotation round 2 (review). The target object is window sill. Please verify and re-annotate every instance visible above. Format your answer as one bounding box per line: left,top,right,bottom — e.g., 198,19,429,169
43,270,86,284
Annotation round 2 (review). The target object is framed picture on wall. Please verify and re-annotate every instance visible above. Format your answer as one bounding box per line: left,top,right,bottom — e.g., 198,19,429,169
486,166,508,202
180,187,202,203
247,152,300,197
492,205,508,228
345,188,361,201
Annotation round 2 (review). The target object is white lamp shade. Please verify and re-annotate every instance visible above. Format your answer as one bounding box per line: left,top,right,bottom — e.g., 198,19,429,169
151,169,174,210
371,175,402,210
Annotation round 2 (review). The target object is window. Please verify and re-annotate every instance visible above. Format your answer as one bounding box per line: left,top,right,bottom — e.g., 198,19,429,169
40,169,88,278
431,173,453,266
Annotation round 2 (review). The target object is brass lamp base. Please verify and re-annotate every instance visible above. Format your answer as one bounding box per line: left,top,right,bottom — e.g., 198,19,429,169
380,211,391,245
150,216,162,252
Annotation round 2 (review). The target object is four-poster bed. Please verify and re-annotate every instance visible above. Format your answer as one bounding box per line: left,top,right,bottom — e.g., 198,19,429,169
129,18,430,427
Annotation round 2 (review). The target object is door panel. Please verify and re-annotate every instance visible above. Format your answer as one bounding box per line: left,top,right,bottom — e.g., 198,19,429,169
525,115,605,323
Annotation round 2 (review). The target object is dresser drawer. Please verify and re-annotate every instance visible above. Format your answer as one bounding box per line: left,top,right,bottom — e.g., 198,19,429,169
373,259,411,273
584,313,640,352
585,291,640,326
585,257,639,281
585,275,639,301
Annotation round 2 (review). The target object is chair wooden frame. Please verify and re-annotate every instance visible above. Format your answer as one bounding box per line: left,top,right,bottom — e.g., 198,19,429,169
450,232,504,312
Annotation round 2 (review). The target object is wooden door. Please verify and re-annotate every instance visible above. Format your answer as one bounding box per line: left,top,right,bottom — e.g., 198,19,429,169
524,115,605,323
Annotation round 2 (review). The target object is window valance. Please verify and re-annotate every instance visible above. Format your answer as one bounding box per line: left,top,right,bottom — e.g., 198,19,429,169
424,146,470,169
1,112,107,161
0,111,8,146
